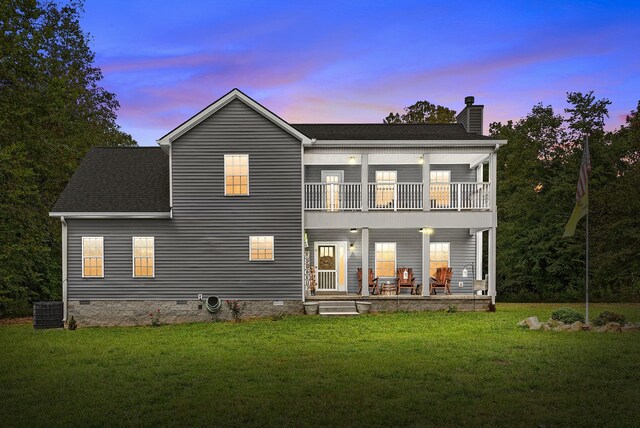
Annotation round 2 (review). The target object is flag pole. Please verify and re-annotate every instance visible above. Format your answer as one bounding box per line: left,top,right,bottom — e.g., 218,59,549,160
585,136,589,324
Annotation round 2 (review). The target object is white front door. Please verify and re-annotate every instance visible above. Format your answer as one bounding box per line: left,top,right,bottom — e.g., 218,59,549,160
314,241,348,292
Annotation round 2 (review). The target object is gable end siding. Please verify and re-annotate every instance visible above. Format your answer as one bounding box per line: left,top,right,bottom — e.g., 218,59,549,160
66,99,302,300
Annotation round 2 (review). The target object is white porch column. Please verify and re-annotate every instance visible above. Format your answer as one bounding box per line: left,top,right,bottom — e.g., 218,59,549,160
361,228,370,296
422,153,430,211
421,230,431,297
361,153,368,212
488,227,496,304
490,151,497,211
475,231,483,281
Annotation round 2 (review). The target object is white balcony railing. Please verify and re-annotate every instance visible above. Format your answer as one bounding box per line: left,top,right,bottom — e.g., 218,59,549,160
304,183,362,211
367,183,423,210
304,182,490,211
430,182,490,210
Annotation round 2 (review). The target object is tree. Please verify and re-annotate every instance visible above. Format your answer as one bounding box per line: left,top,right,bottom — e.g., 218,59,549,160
0,0,135,315
384,100,457,124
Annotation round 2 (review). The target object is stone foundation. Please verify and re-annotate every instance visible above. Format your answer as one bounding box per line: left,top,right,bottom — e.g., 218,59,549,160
307,295,491,312
68,300,303,327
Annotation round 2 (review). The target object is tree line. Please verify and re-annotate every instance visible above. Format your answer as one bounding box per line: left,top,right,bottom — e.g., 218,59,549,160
387,94,640,302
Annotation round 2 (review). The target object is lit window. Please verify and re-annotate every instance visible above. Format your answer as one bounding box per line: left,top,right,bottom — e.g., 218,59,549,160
430,170,451,207
375,242,396,277
430,242,450,277
224,154,249,196
82,237,103,278
250,236,274,261
375,170,397,208
133,237,154,278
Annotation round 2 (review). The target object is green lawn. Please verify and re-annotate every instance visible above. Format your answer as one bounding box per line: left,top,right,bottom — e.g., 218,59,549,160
2,303,639,427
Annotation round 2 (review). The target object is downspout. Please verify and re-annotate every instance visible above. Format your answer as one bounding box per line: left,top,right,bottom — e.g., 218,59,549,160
60,216,68,323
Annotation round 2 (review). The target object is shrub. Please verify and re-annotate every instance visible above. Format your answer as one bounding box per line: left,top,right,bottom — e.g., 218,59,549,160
225,300,247,322
68,316,77,330
446,305,458,313
593,311,626,327
551,308,585,324
149,309,161,327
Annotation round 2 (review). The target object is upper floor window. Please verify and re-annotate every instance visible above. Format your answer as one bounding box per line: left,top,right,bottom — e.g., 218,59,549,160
250,236,274,261
133,237,155,278
82,237,103,278
375,170,397,208
224,154,249,196
375,242,396,277
430,242,450,277
430,170,451,208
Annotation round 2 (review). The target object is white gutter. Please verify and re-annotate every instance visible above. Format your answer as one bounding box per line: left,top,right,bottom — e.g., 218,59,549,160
60,216,68,323
49,212,172,219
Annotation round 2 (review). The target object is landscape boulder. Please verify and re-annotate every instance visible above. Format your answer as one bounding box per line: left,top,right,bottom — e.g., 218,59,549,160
524,316,541,330
605,322,622,333
570,321,584,331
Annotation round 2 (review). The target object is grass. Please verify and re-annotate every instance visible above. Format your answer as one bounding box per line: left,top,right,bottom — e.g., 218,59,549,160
1,303,639,427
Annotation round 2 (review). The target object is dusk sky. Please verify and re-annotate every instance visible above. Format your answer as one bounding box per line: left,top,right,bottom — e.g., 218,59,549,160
81,1,640,146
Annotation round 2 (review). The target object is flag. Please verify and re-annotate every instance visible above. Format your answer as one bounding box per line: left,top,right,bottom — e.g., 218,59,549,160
563,138,592,237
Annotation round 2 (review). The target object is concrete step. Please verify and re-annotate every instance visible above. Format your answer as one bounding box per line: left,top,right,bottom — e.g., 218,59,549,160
318,301,358,316
320,311,360,316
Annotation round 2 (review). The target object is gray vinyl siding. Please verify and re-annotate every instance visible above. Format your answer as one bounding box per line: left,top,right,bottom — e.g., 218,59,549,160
67,99,302,300
369,165,421,182
305,165,361,183
430,164,476,182
306,228,475,295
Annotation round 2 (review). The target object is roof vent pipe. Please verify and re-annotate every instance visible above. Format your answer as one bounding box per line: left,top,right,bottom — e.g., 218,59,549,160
465,96,475,106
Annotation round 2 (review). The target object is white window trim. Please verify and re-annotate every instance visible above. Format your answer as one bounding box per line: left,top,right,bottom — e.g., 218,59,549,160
249,235,275,262
132,237,155,278
376,170,398,183
224,154,250,196
81,237,104,279
430,242,451,276
374,242,397,278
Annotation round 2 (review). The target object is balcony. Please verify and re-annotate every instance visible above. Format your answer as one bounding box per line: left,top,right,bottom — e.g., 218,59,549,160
304,182,491,211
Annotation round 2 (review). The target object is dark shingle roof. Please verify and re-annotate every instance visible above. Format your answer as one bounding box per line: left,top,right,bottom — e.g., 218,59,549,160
291,123,495,140
52,147,170,213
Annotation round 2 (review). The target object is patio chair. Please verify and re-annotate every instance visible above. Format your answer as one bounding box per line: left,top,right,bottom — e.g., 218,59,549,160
396,267,417,295
429,267,452,295
357,268,379,295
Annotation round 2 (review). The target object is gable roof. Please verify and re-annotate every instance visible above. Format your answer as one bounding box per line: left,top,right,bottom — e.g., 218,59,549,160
157,88,311,146
291,123,497,141
50,147,170,216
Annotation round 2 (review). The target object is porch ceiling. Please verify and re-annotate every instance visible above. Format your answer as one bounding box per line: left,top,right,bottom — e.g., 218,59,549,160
303,153,489,166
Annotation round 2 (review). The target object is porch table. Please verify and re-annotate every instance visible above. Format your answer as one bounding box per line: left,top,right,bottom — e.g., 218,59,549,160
380,283,397,296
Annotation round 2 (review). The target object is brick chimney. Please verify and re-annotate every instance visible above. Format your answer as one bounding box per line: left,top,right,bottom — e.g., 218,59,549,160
456,96,484,135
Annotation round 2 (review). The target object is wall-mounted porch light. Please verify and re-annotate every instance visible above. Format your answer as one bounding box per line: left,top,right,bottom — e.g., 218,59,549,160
349,156,356,165
419,227,434,235
462,263,475,279
418,156,424,165
350,243,355,250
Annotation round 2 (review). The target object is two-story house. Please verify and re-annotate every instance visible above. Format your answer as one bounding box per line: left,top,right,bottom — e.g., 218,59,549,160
50,89,506,325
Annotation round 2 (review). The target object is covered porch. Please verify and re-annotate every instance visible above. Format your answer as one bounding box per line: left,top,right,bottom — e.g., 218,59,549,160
304,226,496,302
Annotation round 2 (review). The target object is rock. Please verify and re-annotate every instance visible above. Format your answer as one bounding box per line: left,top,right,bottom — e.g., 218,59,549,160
540,322,551,331
594,325,608,333
621,324,640,332
552,326,562,332
525,316,541,330
606,322,622,333
570,321,584,331
517,319,527,327
559,324,571,331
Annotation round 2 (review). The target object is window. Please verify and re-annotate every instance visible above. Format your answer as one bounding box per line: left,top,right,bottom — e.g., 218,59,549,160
82,237,103,278
430,242,450,277
375,242,396,277
375,170,397,208
133,237,155,278
430,170,451,207
250,236,274,261
224,154,249,196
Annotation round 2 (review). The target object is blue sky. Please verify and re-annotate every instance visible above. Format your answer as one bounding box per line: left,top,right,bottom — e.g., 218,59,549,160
81,0,640,145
